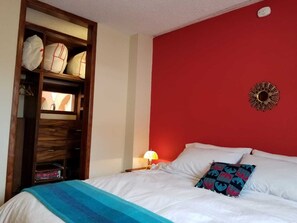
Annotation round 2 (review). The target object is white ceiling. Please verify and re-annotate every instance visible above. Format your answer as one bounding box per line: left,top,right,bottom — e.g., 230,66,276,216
40,0,262,36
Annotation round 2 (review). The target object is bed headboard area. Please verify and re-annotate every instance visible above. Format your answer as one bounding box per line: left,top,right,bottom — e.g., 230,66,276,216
149,0,297,161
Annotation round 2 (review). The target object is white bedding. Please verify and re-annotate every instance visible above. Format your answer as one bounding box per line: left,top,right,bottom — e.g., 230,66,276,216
1,169,297,223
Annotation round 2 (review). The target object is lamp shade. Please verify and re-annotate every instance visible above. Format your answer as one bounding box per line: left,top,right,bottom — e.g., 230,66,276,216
143,150,158,161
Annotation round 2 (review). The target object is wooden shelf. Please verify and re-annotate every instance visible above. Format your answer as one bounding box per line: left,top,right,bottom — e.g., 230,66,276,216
125,167,149,172
35,177,64,184
44,71,84,83
21,68,84,83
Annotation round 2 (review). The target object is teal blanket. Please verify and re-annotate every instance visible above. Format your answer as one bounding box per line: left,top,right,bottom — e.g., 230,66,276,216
23,180,172,223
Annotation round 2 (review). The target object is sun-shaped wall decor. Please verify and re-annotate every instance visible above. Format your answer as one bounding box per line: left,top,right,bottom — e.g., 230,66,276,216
249,81,280,112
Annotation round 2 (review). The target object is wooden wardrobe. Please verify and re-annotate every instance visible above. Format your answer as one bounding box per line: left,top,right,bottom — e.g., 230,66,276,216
5,0,97,201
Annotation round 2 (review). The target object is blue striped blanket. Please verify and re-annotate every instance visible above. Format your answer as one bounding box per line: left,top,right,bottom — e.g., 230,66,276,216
23,180,172,223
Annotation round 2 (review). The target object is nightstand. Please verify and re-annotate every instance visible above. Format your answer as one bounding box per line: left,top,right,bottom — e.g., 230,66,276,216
125,167,149,172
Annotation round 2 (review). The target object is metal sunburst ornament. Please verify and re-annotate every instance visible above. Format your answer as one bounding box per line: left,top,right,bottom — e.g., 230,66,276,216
249,82,280,111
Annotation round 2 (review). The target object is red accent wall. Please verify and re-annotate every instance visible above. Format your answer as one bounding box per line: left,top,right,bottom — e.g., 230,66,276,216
150,0,297,161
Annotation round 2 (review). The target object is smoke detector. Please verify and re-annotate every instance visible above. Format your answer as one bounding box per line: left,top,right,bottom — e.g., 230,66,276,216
257,6,271,18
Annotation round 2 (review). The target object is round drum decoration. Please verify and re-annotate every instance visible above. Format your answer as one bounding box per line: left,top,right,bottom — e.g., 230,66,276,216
249,82,280,111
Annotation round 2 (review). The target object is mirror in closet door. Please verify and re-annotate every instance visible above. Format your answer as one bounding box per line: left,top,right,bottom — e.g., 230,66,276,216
41,91,75,112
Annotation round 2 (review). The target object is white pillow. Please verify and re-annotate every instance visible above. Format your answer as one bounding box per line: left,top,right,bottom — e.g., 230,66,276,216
22,35,44,71
168,147,244,179
67,51,86,79
241,154,297,202
252,149,297,164
44,43,68,74
186,142,252,154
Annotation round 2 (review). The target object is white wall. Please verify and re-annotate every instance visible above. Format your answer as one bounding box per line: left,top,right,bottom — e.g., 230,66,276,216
26,8,88,40
0,0,21,205
126,34,153,168
89,30,153,177
89,24,130,177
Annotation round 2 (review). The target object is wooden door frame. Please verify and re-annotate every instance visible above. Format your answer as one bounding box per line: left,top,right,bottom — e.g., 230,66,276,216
5,0,97,201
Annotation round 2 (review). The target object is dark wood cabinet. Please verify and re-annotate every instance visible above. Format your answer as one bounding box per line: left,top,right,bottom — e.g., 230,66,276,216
20,22,88,187
6,0,97,199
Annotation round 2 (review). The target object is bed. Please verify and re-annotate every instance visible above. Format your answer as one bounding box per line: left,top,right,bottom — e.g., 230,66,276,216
1,142,297,223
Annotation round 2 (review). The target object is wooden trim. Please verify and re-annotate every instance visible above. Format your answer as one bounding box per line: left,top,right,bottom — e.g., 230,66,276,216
80,23,97,179
5,0,27,201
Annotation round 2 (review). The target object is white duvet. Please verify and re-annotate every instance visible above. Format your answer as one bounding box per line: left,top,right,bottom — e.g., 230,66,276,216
1,169,297,223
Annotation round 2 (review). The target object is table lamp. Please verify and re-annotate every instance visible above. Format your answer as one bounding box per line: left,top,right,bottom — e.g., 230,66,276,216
143,150,158,168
